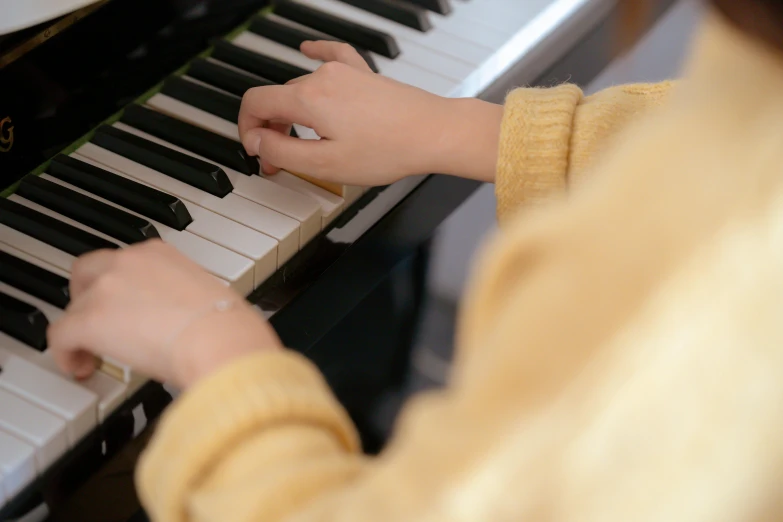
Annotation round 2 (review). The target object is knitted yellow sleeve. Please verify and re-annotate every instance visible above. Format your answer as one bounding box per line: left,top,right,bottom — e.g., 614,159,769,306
495,81,674,221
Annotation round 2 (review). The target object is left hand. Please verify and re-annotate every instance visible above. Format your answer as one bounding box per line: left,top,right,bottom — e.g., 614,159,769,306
47,240,283,389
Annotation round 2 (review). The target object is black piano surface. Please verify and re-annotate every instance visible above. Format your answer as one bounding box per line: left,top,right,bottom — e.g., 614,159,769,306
0,0,675,519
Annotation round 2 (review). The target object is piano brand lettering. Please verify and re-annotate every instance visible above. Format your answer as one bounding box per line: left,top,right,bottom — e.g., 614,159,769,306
0,117,13,153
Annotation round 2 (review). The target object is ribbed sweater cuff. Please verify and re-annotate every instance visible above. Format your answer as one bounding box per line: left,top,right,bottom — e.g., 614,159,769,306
496,84,583,222
135,350,359,522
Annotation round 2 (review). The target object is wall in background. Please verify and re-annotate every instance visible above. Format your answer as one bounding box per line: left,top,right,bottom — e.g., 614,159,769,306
425,0,705,305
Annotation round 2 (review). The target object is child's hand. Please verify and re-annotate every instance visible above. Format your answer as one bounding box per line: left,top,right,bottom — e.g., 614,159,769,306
300,40,374,73
239,41,503,185
48,240,282,389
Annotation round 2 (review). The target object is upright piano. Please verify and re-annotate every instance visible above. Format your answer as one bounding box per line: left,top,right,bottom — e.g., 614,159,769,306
0,0,672,519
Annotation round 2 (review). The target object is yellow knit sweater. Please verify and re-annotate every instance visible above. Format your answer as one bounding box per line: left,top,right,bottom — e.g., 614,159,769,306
137,11,783,522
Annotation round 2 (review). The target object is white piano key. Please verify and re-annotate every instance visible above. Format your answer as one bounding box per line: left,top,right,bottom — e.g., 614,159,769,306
111,122,322,245
263,170,344,226
146,93,239,141
79,371,129,422
0,283,134,388
452,0,547,34
229,14,458,92
233,31,324,72
125,372,148,400
32,354,129,424
9,195,255,296
0,431,36,501
0,279,63,321
0,333,128,423
0,223,76,274
270,6,501,51
0,281,135,387
155,204,275,288
296,0,492,66
8,191,120,247
292,0,476,81
40,174,278,288
0,333,46,367
293,125,319,142
181,75,237,98
73,147,300,264
0,347,97,446
369,54,454,95
0,243,69,278
205,56,271,85
260,13,454,94
430,8,511,47
0,388,68,471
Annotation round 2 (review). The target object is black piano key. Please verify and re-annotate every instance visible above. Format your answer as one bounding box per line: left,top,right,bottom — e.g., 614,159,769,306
0,291,49,352
337,0,432,32
349,48,380,73
17,176,160,245
0,197,119,257
188,58,275,97
403,0,451,15
161,77,242,123
211,40,311,85
91,125,234,198
49,155,193,231
0,251,70,309
121,104,259,175
249,15,379,73
273,0,401,59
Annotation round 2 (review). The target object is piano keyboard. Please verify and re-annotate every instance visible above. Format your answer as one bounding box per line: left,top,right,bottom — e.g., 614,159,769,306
0,0,602,511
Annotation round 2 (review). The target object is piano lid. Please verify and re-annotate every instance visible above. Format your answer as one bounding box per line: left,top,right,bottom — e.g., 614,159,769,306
0,0,105,36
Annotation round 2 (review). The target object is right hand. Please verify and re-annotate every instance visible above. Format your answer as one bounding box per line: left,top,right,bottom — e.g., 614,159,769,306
239,41,503,186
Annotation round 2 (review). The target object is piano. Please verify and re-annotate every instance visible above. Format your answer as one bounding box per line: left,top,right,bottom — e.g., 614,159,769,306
0,0,675,519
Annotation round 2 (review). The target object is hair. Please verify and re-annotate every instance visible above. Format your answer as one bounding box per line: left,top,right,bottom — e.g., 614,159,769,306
711,0,783,50
621,0,783,53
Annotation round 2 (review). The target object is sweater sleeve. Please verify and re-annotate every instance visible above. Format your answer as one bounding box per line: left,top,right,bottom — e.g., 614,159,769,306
495,81,674,222
135,345,524,522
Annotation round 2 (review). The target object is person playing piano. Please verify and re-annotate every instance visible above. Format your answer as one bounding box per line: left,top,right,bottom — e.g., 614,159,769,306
48,0,783,520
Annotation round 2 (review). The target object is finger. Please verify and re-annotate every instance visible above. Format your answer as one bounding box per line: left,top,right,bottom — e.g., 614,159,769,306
249,127,339,179
260,121,293,174
47,313,100,380
70,249,118,300
300,40,370,71
238,85,313,154
268,120,292,136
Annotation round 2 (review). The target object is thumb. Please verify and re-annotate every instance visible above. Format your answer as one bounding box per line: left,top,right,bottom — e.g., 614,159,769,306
244,123,293,174
251,127,338,179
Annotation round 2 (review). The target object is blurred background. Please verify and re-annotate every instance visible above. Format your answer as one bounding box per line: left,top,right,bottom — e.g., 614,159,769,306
368,0,705,442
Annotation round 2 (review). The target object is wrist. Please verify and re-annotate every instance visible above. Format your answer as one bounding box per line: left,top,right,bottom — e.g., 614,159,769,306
170,304,282,389
427,97,504,182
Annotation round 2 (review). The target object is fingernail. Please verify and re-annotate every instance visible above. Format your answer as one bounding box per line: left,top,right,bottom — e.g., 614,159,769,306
247,132,262,157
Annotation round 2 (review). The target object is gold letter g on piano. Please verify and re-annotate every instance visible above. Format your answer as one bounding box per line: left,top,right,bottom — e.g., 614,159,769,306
0,117,14,153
